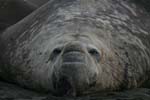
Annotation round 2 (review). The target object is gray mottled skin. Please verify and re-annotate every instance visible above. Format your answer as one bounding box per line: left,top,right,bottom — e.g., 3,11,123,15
0,0,150,96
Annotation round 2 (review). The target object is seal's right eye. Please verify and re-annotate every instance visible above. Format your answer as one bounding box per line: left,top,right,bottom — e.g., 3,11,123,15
49,48,62,61
88,48,101,62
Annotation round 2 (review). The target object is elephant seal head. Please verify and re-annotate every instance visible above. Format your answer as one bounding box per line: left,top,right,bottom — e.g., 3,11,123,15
47,32,124,96
51,40,99,96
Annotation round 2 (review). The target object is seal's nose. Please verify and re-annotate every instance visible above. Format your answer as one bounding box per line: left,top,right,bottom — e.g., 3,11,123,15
62,51,85,63
63,42,85,54
62,43,86,63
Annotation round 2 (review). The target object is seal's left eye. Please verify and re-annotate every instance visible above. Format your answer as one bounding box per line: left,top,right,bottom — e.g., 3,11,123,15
88,48,101,62
49,48,62,61
53,48,62,55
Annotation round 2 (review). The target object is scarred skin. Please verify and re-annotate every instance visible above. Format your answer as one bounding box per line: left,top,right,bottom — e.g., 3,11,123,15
0,0,150,96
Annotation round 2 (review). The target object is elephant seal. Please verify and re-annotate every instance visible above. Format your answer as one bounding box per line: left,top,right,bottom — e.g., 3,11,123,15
0,0,150,96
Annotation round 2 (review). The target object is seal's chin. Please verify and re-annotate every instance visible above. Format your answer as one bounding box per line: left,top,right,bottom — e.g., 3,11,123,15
52,57,97,96
53,74,75,96
52,62,90,96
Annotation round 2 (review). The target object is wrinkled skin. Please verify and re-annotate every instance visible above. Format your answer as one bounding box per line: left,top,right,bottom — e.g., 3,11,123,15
0,0,150,96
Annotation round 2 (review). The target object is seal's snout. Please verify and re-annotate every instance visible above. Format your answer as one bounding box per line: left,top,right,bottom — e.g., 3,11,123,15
63,43,84,53
62,43,86,63
63,51,85,63
52,43,99,96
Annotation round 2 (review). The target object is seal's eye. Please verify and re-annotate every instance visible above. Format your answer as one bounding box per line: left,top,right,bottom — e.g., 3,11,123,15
53,48,62,55
50,48,62,61
88,48,100,62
